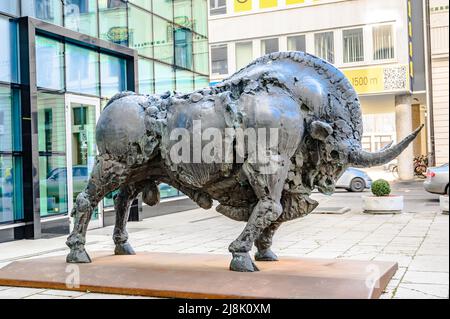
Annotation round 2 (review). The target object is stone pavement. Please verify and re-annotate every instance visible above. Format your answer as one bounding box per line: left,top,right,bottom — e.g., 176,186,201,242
0,180,448,299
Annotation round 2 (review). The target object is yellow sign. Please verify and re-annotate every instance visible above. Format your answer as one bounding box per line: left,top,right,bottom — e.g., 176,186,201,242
343,65,410,94
260,0,277,9
286,0,305,5
235,0,252,12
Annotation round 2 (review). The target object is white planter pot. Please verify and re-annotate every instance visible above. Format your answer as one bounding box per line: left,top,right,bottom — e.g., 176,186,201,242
440,196,449,215
362,195,404,214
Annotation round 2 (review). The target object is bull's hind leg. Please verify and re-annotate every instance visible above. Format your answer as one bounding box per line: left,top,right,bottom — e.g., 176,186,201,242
254,221,281,261
228,155,290,272
66,156,127,263
113,181,159,255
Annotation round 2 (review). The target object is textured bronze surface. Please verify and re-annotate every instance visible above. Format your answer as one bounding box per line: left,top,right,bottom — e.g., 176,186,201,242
0,252,397,299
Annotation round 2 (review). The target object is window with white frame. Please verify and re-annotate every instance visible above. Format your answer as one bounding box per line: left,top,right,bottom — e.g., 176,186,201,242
235,41,253,70
211,44,228,75
343,28,364,63
287,35,306,52
373,25,394,60
314,31,334,63
261,38,279,55
210,0,226,15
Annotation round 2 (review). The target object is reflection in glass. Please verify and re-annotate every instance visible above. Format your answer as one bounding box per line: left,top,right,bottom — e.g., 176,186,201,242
175,27,193,69
0,156,20,223
194,75,209,90
174,0,192,30
99,0,129,46
176,69,194,93
154,62,175,92
37,93,68,217
138,57,155,94
0,17,18,83
100,54,127,98
193,0,208,36
193,35,209,74
159,183,180,198
22,0,63,26
128,4,153,58
153,0,173,21
64,0,98,37
66,43,100,96
129,0,151,11
36,36,64,90
0,0,19,16
153,15,174,65
261,38,279,55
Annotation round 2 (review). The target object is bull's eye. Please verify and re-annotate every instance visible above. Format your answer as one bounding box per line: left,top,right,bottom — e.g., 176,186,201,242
330,150,339,160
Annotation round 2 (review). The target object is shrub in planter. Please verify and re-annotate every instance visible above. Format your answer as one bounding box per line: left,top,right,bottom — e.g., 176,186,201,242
363,179,403,214
371,179,391,196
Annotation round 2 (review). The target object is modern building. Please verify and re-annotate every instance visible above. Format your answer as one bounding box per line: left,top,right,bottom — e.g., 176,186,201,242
0,0,209,242
428,0,449,166
208,0,429,179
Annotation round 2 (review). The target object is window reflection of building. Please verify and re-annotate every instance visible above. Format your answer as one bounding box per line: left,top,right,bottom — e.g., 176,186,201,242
175,28,193,69
107,0,126,8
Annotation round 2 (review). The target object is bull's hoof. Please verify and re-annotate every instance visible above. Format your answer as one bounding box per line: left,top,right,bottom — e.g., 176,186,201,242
255,249,278,261
66,248,91,263
229,252,259,272
114,242,136,255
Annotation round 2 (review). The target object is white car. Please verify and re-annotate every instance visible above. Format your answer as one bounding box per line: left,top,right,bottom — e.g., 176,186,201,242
336,167,372,192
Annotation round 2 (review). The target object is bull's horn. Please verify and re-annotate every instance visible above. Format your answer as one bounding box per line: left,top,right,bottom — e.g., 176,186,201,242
350,124,424,167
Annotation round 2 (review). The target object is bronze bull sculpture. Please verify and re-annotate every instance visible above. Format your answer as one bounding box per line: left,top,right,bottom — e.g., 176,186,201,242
66,51,422,272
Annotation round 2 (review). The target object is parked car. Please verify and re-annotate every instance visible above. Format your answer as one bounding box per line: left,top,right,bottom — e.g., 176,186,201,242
423,163,449,195
336,167,372,192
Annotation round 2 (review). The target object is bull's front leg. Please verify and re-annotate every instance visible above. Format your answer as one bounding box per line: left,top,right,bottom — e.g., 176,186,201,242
228,154,289,272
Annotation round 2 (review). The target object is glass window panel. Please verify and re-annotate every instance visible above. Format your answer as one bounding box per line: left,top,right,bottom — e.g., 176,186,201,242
154,62,175,92
100,54,127,98
194,75,209,90
193,35,209,74
37,93,66,153
211,44,228,75
0,0,19,15
373,24,395,60
128,5,153,58
174,0,192,30
287,35,306,52
209,0,226,15
0,17,18,83
0,87,21,152
64,0,98,37
153,0,173,21
261,38,279,55
22,0,63,26
314,31,334,64
153,15,174,64
0,155,23,223
103,189,119,207
174,27,193,69
39,155,68,216
66,43,100,96
176,69,194,93
129,0,151,11
99,0,129,46
236,41,253,70
343,28,364,63
138,57,155,94
193,0,208,36
36,36,64,90
159,183,180,198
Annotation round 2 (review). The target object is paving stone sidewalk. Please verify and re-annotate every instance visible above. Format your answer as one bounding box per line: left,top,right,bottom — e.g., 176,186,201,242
0,181,448,299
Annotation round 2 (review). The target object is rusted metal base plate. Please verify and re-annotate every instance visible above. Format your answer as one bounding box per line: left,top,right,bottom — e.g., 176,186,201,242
0,252,397,299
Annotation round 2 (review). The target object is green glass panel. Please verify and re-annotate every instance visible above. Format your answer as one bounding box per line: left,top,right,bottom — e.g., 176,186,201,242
153,15,174,65
128,4,153,58
176,69,194,93
39,155,68,216
138,57,155,94
37,93,67,153
159,183,180,198
193,35,209,74
100,53,127,98
129,0,151,11
99,0,129,46
66,43,100,96
153,0,173,21
0,87,13,152
22,0,63,26
103,190,118,208
154,62,175,93
192,0,208,36
0,155,14,223
64,0,98,37
36,36,64,90
194,75,209,90
174,0,192,30
174,27,193,69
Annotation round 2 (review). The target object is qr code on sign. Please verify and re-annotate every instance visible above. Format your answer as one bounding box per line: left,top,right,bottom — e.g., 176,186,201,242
383,66,408,91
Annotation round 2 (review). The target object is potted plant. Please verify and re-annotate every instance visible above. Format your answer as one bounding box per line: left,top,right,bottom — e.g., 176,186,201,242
362,179,403,214
440,194,449,215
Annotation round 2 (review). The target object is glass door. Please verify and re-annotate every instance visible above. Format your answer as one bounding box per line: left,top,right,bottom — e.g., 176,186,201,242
65,94,102,230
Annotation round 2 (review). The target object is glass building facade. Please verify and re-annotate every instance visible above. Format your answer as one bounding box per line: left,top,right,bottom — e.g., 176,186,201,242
0,0,209,239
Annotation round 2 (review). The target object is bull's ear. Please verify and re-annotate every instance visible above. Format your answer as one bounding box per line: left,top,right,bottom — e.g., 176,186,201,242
310,121,333,141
